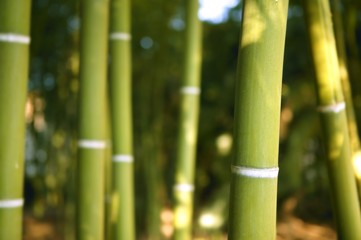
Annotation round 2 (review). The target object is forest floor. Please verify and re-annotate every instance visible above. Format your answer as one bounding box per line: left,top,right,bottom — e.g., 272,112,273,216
23,215,62,240
23,193,337,240
276,193,336,240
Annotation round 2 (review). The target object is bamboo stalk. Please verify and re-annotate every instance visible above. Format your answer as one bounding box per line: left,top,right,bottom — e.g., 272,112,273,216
108,0,135,238
104,101,112,240
303,0,361,238
173,0,202,238
228,0,289,239
0,0,31,239
76,0,109,238
331,0,361,196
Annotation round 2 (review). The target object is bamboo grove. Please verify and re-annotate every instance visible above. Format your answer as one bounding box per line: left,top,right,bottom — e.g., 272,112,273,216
1,0,361,239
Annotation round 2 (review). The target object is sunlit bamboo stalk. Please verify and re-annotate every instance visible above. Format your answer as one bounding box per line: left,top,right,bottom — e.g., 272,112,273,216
331,0,361,196
0,0,31,239
77,0,109,238
108,0,135,238
228,0,289,239
173,0,202,238
303,0,361,238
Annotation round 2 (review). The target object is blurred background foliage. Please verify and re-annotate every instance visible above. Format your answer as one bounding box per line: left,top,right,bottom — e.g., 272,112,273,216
23,0,361,238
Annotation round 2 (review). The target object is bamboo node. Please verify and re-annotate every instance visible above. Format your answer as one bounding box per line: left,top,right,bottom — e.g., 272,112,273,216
78,139,107,149
112,154,134,163
317,102,345,113
231,165,279,178
0,199,24,208
180,86,201,95
109,32,132,41
173,183,195,192
0,33,30,44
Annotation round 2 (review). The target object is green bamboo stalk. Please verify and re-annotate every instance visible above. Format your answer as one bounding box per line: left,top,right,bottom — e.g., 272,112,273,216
108,0,135,239
303,0,361,238
0,0,31,239
104,101,112,240
228,1,289,239
77,0,109,239
331,0,361,193
173,0,202,239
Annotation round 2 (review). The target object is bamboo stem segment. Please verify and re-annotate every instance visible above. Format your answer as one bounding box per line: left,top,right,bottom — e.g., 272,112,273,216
0,0,31,239
303,0,361,238
228,0,289,239
173,0,202,239
331,0,361,196
108,0,135,238
77,0,109,238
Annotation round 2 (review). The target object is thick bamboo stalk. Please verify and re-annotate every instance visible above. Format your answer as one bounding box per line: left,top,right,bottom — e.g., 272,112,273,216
331,0,361,195
108,0,135,239
228,1,289,239
0,0,31,239
77,0,109,239
173,0,202,238
303,0,361,238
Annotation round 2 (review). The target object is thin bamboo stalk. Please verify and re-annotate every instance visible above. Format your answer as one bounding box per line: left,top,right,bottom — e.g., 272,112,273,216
331,0,361,195
0,0,31,239
108,0,135,238
303,0,361,238
173,0,202,238
228,0,289,239
77,0,109,238
104,101,112,240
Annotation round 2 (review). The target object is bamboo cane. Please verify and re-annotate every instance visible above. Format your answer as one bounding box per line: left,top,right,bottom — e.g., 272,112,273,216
303,0,361,238
228,0,289,239
77,0,109,238
331,0,361,197
108,0,135,239
173,0,202,239
0,0,31,239
104,102,112,240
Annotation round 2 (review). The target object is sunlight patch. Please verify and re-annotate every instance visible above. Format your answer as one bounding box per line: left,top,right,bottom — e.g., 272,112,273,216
199,0,239,23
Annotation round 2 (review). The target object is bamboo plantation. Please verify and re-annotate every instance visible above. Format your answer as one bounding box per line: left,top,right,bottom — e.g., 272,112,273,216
1,0,361,239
